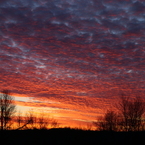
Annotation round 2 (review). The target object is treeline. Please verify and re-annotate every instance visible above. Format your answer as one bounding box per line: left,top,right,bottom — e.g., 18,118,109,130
94,95,145,132
0,90,58,130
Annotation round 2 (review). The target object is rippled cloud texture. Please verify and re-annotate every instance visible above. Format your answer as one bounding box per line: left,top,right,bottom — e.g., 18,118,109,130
1,0,145,127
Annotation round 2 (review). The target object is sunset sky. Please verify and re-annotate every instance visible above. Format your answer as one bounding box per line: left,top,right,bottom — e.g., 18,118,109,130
1,0,145,128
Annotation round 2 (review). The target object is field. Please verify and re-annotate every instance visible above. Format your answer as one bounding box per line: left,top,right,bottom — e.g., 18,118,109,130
1,128,145,145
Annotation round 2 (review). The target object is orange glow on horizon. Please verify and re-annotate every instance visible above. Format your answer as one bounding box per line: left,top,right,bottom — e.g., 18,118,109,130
10,93,105,129
1,80,144,130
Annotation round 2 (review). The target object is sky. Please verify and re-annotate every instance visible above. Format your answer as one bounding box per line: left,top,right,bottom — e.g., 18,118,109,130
1,0,145,128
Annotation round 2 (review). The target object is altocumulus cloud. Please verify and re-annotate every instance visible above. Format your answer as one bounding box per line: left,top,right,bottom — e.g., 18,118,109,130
1,0,145,127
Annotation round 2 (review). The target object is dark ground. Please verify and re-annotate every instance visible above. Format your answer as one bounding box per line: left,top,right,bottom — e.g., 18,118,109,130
0,128,145,145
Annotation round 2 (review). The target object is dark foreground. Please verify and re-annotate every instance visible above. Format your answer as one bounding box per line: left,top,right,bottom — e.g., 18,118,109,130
0,128,145,145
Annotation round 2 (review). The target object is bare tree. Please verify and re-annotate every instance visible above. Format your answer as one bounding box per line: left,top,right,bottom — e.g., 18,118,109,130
20,111,59,130
86,123,93,131
0,90,16,130
50,118,59,128
23,110,36,129
15,110,37,130
16,111,24,129
116,95,145,131
15,107,59,130
94,110,118,131
37,112,50,130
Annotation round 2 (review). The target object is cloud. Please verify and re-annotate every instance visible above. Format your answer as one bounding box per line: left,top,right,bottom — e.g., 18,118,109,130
1,0,145,127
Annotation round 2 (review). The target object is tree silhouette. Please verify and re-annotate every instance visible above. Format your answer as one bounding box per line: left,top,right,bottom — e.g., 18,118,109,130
94,94,145,132
15,111,32,130
16,110,38,130
0,90,59,130
0,90,16,130
37,112,50,129
116,95,145,131
18,110,59,130
94,110,118,131
16,111,23,129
